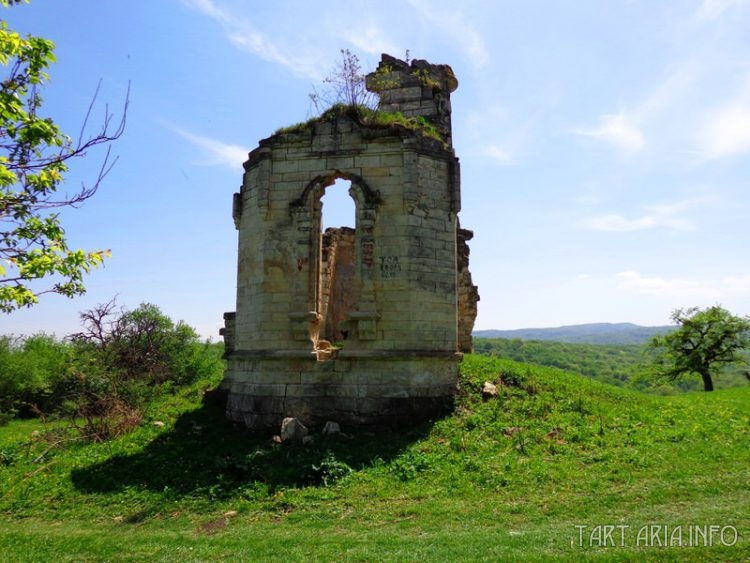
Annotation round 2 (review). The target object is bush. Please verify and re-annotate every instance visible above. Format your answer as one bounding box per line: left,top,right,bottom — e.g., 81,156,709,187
59,301,225,439
0,333,72,419
74,301,223,388
1,301,225,434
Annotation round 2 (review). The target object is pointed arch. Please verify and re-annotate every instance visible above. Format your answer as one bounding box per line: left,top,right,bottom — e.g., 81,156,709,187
289,170,380,350
290,171,381,211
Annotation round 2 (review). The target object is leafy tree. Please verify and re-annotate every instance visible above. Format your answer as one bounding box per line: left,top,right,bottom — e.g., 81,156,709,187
0,0,127,312
649,306,750,392
72,300,223,387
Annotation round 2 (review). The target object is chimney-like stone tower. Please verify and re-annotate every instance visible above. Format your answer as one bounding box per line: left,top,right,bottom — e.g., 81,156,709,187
366,54,459,146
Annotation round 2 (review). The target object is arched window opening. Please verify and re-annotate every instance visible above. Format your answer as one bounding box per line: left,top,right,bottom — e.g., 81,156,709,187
321,178,356,230
318,179,357,345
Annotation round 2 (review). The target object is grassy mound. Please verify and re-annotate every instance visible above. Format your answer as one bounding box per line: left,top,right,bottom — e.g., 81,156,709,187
1,355,748,561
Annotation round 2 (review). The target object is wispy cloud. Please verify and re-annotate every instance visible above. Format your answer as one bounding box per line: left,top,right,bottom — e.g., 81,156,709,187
172,127,247,169
573,113,645,153
342,24,399,57
482,145,514,165
182,0,322,79
616,270,750,298
583,198,713,232
586,213,691,232
573,59,704,156
406,0,489,68
635,62,704,121
695,0,746,21
467,104,542,165
698,92,750,159
724,274,750,292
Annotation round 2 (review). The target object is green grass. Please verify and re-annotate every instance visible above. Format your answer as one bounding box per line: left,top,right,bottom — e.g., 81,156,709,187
1,355,748,561
275,104,447,146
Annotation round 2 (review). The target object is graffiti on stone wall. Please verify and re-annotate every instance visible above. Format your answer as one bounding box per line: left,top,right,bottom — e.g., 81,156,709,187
380,256,401,278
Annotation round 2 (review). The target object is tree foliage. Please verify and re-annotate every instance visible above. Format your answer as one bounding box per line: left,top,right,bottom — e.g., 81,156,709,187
649,306,750,392
474,337,647,389
0,332,69,418
0,300,224,431
0,1,127,312
71,300,221,387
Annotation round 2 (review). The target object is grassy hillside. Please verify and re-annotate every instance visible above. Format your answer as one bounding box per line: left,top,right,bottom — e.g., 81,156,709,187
1,355,748,561
475,337,750,393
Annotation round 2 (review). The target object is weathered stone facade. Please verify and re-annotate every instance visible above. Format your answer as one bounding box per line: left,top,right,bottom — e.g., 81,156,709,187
457,226,479,353
221,54,478,429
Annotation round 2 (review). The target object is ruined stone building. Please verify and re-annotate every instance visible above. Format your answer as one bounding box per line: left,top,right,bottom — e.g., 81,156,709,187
221,54,479,429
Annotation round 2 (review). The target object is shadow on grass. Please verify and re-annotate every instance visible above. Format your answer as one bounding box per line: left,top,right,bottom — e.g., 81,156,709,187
71,394,437,498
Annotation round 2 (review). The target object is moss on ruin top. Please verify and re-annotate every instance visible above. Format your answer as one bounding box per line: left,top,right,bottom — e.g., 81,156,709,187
274,104,447,147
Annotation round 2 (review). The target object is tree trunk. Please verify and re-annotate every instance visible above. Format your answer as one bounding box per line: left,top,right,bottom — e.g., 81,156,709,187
700,371,714,392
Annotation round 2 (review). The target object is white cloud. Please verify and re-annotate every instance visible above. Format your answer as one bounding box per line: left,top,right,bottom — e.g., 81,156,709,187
616,270,750,298
573,113,645,153
724,275,750,292
343,24,399,57
634,62,704,122
586,214,691,232
573,61,704,157
616,271,714,297
583,198,710,232
699,101,750,159
483,145,513,165
467,104,542,166
406,0,489,68
182,0,322,79
172,127,248,169
695,0,745,21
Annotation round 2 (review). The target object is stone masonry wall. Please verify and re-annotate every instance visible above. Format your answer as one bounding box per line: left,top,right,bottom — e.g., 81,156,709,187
221,54,477,429
457,227,479,353
320,227,357,343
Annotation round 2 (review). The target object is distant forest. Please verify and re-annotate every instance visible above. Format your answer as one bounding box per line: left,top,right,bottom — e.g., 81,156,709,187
473,337,749,393
473,322,674,345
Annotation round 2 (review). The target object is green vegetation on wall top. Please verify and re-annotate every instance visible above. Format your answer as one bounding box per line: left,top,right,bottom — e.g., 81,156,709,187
274,104,446,147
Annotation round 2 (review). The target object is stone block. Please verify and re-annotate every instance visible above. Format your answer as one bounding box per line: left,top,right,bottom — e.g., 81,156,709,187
324,397,358,413
240,383,286,396
280,417,308,443
362,166,391,177
284,384,323,398
273,159,299,175
333,359,352,373
324,384,362,398
381,154,403,167
325,156,354,169
354,154,383,167
300,370,344,385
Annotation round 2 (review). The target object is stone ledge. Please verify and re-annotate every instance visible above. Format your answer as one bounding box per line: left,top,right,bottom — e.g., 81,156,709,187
226,349,463,361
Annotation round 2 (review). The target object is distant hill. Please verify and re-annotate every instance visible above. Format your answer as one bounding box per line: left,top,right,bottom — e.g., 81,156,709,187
473,322,674,345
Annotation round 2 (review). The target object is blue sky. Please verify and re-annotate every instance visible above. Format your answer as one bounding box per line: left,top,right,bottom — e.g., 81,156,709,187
2,0,750,339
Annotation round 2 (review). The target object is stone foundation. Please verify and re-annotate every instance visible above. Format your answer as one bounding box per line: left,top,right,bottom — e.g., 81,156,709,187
222,352,458,429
